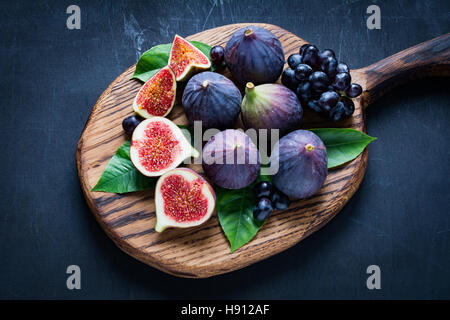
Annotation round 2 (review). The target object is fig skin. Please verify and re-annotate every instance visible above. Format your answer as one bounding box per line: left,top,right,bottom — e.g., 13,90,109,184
182,72,242,130
225,26,285,85
241,82,303,137
202,129,261,189
270,130,327,199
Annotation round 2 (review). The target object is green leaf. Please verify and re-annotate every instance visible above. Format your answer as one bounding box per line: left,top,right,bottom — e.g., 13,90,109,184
217,182,264,253
91,141,156,193
309,128,377,169
131,41,212,82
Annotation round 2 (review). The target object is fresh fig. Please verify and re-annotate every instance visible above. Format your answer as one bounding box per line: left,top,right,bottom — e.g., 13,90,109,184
270,130,327,199
225,26,284,85
182,72,242,130
168,34,211,81
202,129,261,189
154,168,216,232
133,66,176,118
130,117,199,177
241,82,303,136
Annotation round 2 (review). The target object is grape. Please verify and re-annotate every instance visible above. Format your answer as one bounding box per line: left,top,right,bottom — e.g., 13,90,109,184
294,64,312,81
345,83,362,98
299,43,310,56
320,56,338,78
270,190,290,210
330,102,346,122
318,49,336,63
253,181,273,198
210,45,225,65
319,91,339,110
341,96,355,116
287,54,303,69
309,71,329,91
302,45,319,68
122,115,143,135
336,62,349,74
253,198,273,222
307,100,323,113
281,68,300,91
332,72,351,91
296,81,312,101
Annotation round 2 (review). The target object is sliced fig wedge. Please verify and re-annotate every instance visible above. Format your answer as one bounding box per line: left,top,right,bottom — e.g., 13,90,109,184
155,168,216,232
133,66,176,118
168,34,211,81
130,117,199,177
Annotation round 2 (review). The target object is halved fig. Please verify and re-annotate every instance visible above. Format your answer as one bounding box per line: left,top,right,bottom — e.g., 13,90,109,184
133,66,176,118
154,168,216,232
130,117,199,177
168,34,211,81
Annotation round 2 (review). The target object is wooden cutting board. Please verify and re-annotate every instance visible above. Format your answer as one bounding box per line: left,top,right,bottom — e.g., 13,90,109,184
76,23,450,278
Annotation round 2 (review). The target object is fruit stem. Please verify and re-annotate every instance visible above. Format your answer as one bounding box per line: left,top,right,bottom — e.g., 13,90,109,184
202,80,209,89
305,143,315,152
245,82,256,101
244,28,253,37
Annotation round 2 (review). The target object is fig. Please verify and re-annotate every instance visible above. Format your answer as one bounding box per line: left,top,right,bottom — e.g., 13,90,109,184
225,26,284,85
133,66,176,118
154,168,216,232
130,117,199,177
202,129,261,189
168,34,211,81
270,130,327,199
182,72,242,130
241,82,303,136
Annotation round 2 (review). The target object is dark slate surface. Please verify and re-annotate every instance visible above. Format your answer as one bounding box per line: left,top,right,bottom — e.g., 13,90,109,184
0,0,449,299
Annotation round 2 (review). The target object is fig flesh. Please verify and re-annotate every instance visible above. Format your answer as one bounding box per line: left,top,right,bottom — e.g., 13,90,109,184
133,66,176,118
241,82,303,137
130,117,199,177
155,168,216,232
225,26,284,85
270,130,327,199
168,34,211,81
182,72,242,130
202,129,261,189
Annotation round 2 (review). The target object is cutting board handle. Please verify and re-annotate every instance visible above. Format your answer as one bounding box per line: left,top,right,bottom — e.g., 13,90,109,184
360,33,450,107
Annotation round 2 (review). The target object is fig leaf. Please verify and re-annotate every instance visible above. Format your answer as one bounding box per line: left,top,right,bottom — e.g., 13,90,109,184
91,141,155,193
216,181,265,253
132,41,212,82
309,128,377,169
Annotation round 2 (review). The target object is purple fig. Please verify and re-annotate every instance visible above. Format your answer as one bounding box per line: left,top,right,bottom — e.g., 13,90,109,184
270,130,327,199
241,82,303,137
202,129,261,189
182,72,242,130
225,26,285,85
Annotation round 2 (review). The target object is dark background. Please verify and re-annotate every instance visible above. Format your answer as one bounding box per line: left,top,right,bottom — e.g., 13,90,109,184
1,0,449,299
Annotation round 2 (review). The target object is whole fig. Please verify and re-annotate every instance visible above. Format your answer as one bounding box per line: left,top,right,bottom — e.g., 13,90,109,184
225,26,285,85
202,129,261,189
241,82,303,137
182,72,242,130
270,130,327,199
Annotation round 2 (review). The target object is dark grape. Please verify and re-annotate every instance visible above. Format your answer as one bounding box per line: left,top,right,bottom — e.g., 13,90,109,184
345,83,362,98
287,54,303,69
307,100,323,114
301,45,320,69
320,56,338,78
299,43,310,56
309,71,329,91
296,81,312,101
253,197,273,222
318,49,336,62
319,90,339,110
210,45,225,65
294,64,313,81
281,68,300,91
332,72,351,91
341,96,355,116
270,190,290,210
253,181,273,198
336,62,349,74
330,102,346,122
122,115,143,135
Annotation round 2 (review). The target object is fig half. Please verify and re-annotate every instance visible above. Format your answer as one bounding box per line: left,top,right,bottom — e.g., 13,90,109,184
155,168,216,232
130,117,199,177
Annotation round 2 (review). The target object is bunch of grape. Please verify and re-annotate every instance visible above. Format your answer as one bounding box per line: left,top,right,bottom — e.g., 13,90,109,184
252,181,290,222
281,44,362,122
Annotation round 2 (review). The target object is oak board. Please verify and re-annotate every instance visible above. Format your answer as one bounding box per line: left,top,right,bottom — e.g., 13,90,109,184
76,23,450,278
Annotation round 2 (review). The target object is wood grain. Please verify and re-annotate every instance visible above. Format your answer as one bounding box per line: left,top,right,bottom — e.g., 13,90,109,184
76,24,450,278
